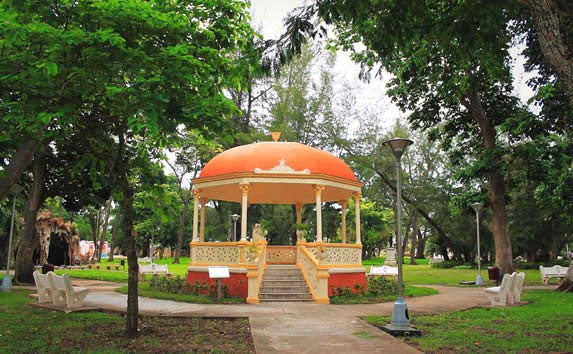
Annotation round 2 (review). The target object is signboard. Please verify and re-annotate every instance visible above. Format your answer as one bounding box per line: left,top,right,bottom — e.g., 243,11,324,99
208,266,230,279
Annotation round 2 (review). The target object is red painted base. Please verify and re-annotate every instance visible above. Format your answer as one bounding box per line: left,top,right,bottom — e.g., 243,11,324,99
328,272,368,296
186,270,248,298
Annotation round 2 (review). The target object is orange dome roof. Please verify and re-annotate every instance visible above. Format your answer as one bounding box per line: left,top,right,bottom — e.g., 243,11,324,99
199,142,356,181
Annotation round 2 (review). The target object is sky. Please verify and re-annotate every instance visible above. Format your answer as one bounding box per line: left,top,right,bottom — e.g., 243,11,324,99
249,0,402,130
248,0,535,121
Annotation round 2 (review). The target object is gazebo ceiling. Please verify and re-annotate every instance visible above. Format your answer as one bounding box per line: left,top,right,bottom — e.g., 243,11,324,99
193,141,362,205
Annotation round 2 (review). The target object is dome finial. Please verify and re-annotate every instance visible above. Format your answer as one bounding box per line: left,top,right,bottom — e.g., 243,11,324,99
271,131,281,142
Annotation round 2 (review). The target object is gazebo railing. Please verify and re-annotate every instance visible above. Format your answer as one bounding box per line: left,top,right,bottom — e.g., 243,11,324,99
297,244,329,304
189,242,241,265
266,245,296,264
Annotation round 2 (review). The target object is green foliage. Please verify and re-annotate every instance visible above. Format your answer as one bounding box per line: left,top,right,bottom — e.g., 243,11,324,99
367,276,398,297
149,276,232,300
431,260,464,269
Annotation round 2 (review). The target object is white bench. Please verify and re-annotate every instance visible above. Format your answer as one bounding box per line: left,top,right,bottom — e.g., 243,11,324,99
367,265,398,277
138,263,172,281
33,271,52,303
539,265,568,285
484,273,515,307
47,272,89,308
511,272,526,304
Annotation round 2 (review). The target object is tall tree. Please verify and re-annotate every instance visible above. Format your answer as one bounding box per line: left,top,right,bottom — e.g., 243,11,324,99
280,0,530,274
518,0,573,109
1,0,257,337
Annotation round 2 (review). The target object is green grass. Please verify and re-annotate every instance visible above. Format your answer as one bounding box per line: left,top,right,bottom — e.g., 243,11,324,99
366,289,573,353
363,262,542,287
330,285,439,304
115,281,245,304
54,257,191,282
0,289,254,353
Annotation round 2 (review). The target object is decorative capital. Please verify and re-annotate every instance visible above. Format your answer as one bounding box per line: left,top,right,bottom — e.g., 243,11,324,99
192,189,201,199
239,184,250,194
339,200,348,208
353,192,362,201
314,185,325,196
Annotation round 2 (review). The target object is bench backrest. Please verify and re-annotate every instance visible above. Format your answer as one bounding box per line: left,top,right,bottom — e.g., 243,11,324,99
540,265,568,275
152,263,168,272
139,263,168,273
33,271,50,289
498,273,514,294
48,272,66,291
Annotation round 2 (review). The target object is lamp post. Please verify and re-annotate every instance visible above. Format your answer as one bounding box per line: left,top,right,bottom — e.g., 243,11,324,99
471,202,484,286
2,184,23,291
381,138,419,336
231,214,240,242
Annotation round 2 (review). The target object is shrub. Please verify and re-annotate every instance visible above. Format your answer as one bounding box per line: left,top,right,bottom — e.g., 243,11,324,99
431,260,463,269
367,276,398,296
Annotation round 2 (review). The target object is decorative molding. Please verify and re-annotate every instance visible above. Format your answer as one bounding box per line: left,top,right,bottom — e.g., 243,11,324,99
254,158,310,174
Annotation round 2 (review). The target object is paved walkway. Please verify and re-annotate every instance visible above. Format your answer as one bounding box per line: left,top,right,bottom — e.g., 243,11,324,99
28,279,493,353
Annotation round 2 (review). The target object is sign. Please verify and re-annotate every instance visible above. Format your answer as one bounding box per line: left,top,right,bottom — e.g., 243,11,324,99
208,266,230,279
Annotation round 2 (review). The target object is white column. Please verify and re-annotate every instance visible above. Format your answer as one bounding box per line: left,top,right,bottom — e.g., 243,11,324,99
192,190,200,242
199,198,208,242
296,203,303,225
314,185,325,242
240,184,250,241
354,192,362,244
340,200,347,244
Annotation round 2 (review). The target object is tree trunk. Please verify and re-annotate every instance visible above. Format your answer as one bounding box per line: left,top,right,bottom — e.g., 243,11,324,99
97,198,112,262
409,215,419,265
416,228,427,259
463,86,514,276
0,140,38,202
556,264,573,292
519,0,573,110
173,200,189,264
119,178,138,338
108,208,121,262
14,153,45,284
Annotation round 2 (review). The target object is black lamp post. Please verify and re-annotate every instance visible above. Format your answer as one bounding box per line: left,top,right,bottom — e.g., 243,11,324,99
381,138,420,336
2,184,23,291
231,214,240,242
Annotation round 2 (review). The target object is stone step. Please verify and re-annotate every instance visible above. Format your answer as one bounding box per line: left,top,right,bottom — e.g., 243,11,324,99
260,265,313,302
263,275,305,281
259,286,311,294
263,268,302,275
259,292,313,301
262,280,307,287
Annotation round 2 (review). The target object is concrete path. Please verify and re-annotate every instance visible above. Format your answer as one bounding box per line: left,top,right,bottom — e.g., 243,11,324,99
55,280,492,353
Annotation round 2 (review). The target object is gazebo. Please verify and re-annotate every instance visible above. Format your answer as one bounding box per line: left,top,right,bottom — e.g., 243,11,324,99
187,135,366,304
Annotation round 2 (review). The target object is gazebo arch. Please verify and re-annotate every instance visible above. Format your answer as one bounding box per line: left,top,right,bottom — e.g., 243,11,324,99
187,136,366,304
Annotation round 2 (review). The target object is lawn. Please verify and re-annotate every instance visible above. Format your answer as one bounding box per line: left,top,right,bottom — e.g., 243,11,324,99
366,289,573,353
0,289,254,354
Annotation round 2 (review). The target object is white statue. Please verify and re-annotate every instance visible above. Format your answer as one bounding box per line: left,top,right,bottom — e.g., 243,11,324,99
252,223,265,241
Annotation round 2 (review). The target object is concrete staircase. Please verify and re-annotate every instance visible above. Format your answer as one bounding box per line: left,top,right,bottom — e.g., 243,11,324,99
259,265,313,302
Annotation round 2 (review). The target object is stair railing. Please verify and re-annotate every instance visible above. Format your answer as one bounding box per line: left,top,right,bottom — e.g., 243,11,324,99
246,241,267,304
297,244,330,304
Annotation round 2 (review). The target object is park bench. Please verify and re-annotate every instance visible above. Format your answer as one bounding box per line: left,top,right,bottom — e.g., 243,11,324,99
511,272,526,304
367,265,398,277
484,272,515,307
138,263,172,281
539,265,568,285
33,271,52,303
47,272,89,308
